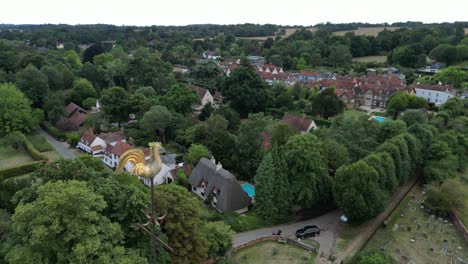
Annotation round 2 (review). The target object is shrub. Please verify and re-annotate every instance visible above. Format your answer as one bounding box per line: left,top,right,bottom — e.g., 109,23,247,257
41,121,66,140
0,161,43,181
27,134,53,152
9,132,48,161
65,132,81,147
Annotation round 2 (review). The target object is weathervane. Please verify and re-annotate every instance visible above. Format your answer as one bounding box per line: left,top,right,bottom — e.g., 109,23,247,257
116,142,173,264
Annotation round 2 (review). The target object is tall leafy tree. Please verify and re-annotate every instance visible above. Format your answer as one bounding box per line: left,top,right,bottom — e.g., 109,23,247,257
334,161,384,223
254,153,291,224
154,184,208,264
311,87,345,119
0,83,40,135
15,64,49,107
187,144,211,165
204,221,234,258
7,181,145,264
70,78,97,105
221,61,269,117
140,105,175,144
160,84,198,116
100,86,129,126
283,134,332,208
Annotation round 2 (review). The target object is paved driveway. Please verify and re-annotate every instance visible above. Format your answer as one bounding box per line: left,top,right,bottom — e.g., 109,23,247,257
234,210,342,255
37,128,77,159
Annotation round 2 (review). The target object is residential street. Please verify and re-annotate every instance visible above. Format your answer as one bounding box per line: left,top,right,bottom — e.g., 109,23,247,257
234,210,341,255
37,128,77,159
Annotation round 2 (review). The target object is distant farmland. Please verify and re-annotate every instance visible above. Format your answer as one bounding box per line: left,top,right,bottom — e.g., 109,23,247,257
237,27,316,41
333,27,402,36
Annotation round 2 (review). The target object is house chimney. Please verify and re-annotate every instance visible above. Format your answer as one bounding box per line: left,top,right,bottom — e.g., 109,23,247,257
216,162,223,171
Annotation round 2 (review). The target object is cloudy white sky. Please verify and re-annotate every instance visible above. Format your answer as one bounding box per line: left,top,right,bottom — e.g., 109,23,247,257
0,0,466,26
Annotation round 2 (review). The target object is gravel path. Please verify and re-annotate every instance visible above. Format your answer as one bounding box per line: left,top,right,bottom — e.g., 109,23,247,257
234,210,342,255
37,128,77,159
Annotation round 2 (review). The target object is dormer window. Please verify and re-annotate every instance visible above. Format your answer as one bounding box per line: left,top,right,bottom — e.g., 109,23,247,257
201,180,208,188
213,187,221,197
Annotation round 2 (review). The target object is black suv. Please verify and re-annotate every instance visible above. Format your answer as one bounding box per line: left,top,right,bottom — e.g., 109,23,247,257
295,225,320,239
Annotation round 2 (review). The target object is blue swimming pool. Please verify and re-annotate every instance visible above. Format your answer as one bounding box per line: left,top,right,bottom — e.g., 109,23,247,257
373,116,386,123
242,183,255,198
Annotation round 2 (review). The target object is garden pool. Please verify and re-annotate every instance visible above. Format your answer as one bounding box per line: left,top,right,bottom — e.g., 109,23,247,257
373,116,386,123
242,183,255,198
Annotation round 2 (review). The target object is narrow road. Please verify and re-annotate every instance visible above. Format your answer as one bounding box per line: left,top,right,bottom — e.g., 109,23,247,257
234,210,341,255
37,128,77,159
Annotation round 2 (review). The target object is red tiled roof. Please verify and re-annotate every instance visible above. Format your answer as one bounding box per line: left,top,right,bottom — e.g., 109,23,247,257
99,131,126,144
281,113,314,133
91,145,103,151
109,141,134,156
69,112,87,128
66,102,85,116
80,131,97,146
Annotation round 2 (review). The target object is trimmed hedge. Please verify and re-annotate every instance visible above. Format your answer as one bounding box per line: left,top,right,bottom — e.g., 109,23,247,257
15,132,48,161
41,121,66,140
0,161,43,181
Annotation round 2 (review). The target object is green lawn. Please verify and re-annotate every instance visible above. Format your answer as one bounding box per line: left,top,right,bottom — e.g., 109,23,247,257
26,134,53,152
0,145,33,168
364,186,468,264
353,56,387,63
457,173,468,227
342,109,368,119
234,241,316,264
203,206,270,233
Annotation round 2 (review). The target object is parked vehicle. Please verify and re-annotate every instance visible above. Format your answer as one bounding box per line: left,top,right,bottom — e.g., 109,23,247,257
340,215,348,223
295,225,320,239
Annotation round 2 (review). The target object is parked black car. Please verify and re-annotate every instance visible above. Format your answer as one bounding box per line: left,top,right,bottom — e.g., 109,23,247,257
295,225,320,239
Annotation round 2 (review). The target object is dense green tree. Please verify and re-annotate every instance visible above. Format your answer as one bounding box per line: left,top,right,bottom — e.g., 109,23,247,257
221,61,269,117
15,64,49,106
429,44,458,65
327,45,352,67
400,109,427,126
0,83,40,135
319,139,350,174
140,106,175,144
388,44,426,68
187,144,211,165
363,152,397,192
204,221,234,258
377,142,404,184
310,87,345,119
434,66,468,90
270,122,296,148
188,61,223,92
376,120,406,143
135,86,157,99
254,153,291,224
70,78,97,105
334,161,384,223
40,66,64,91
154,184,208,264
425,178,464,212
213,106,240,131
351,250,396,264
387,92,409,119
283,134,332,208
233,117,268,180
7,181,145,264
198,103,214,121
160,84,198,115
100,86,130,126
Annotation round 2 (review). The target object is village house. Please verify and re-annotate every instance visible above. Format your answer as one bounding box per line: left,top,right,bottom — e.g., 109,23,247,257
202,51,220,60
298,71,335,83
189,158,251,213
102,141,134,168
190,85,222,110
282,113,317,134
411,83,455,105
64,102,88,130
76,130,126,157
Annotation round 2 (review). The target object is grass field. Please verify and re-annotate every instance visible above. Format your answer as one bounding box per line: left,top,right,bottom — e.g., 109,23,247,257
364,186,468,264
343,109,368,119
0,145,33,168
353,56,387,63
457,172,468,227
27,134,53,152
333,27,402,36
234,241,316,264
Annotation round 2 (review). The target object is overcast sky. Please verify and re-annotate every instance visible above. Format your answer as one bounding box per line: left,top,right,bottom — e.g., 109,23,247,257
1,0,467,26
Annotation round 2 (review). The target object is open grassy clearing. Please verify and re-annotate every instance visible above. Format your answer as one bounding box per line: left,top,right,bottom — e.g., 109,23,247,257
457,172,468,227
364,186,468,264
26,134,53,152
0,145,33,168
233,241,316,264
353,56,387,63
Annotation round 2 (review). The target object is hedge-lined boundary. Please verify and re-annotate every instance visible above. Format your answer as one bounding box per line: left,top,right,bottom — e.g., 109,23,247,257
0,161,44,181
40,121,66,141
16,132,48,161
